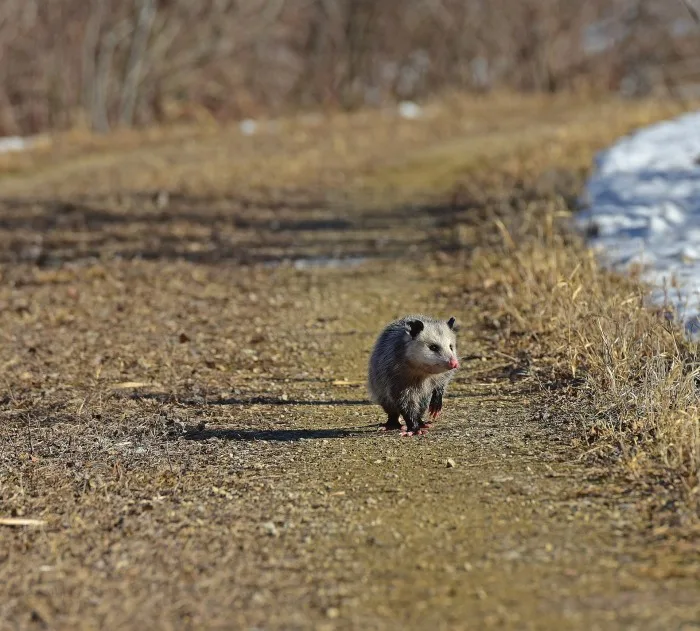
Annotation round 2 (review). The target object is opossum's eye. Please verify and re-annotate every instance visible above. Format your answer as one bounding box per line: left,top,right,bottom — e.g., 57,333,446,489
449,344,454,351
428,344,441,353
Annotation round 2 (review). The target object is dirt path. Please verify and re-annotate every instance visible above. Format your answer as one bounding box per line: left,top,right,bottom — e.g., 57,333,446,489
1,100,699,630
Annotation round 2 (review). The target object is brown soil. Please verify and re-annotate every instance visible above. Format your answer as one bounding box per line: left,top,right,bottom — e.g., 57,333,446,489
1,96,698,630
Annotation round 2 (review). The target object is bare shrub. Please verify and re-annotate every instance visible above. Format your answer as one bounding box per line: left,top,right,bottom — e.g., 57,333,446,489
0,0,699,134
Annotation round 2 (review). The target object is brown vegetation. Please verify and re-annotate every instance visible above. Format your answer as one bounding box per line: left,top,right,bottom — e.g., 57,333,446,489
1,0,700,135
463,194,700,498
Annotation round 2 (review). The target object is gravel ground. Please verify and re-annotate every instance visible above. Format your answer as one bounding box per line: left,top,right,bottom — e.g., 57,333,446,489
1,98,698,630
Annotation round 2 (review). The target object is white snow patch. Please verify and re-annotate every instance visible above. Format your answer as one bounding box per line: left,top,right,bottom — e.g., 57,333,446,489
0,135,45,153
398,101,423,120
239,119,258,136
578,110,700,334
0,134,51,154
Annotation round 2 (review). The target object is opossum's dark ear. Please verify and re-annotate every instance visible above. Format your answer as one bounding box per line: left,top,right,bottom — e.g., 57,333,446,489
447,317,459,332
406,319,424,338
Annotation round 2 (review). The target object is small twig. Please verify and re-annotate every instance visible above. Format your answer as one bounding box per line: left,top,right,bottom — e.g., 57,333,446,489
680,0,700,24
460,362,513,378
464,460,500,468
164,438,174,474
0,517,46,527
24,414,33,456
492,350,519,362
576,443,608,461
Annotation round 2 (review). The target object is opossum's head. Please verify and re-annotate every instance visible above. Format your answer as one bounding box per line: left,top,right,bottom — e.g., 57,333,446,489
404,316,460,375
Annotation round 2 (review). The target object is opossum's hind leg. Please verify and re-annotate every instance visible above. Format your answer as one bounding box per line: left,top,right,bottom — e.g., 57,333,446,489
378,405,402,432
380,412,402,432
428,387,444,421
400,405,428,437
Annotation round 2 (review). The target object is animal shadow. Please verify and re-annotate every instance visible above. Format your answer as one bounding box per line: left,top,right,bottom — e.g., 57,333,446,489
183,426,369,442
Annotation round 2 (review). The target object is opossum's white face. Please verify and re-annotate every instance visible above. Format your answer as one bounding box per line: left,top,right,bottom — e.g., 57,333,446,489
405,318,459,375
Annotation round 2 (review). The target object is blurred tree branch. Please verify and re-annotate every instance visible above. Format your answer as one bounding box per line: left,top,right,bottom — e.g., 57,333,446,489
0,0,697,135
680,0,700,24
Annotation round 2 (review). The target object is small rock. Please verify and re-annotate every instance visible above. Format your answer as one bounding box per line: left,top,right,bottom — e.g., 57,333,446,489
326,607,340,619
446,458,456,468
261,521,278,537
154,190,169,209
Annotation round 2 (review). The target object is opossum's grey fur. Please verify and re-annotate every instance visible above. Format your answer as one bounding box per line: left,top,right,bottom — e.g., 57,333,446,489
368,314,459,434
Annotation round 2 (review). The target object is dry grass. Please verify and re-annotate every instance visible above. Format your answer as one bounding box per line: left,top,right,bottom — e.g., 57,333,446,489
461,195,700,502
0,92,692,196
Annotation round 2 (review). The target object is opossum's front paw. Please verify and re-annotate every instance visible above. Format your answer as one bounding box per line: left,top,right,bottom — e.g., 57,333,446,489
428,406,442,420
418,421,433,430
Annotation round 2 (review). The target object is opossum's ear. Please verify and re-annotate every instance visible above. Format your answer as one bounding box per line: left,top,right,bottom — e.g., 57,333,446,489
406,319,424,338
447,317,459,332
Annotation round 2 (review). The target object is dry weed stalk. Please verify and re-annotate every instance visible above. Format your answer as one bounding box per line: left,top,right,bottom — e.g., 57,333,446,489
476,206,700,488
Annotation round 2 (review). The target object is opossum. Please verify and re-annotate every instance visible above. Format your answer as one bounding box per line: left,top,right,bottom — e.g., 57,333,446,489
368,314,459,436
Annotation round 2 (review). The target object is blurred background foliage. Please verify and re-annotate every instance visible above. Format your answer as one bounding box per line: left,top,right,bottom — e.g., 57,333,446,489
1,0,699,135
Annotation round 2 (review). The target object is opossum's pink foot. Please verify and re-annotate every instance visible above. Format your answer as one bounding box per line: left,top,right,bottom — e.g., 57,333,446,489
429,407,441,420
419,421,433,429
401,428,428,437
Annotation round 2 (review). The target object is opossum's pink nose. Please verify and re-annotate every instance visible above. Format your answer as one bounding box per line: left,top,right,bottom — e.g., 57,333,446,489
449,357,459,369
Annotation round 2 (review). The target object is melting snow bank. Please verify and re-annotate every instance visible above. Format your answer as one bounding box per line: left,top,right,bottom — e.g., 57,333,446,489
578,110,700,336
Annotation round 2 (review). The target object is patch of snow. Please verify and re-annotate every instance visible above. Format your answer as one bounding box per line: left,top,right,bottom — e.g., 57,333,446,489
578,110,700,335
0,134,51,154
239,119,258,136
0,136,35,153
398,101,423,120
